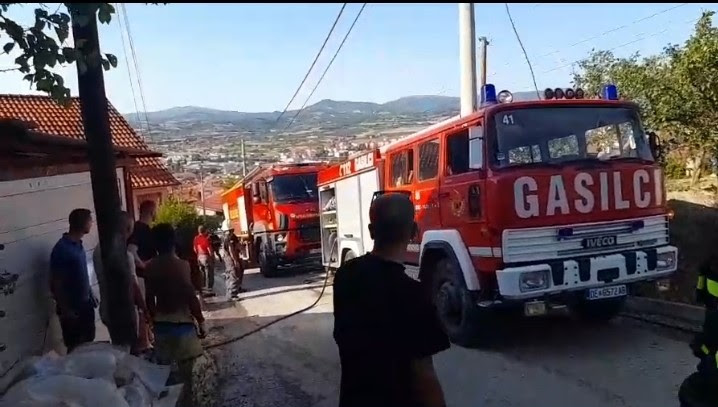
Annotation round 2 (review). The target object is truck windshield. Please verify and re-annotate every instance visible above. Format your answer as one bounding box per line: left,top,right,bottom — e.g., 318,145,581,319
492,106,653,168
270,173,318,203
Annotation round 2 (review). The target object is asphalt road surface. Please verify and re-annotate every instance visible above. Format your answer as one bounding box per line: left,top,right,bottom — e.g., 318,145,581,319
203,267,695,407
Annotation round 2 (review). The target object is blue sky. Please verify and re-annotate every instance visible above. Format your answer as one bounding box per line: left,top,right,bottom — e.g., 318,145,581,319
0,3,715,114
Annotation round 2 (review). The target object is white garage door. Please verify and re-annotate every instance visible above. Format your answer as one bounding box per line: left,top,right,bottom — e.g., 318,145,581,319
0,168,126,375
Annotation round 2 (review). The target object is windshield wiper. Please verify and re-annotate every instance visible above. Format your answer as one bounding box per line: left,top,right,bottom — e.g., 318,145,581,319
501,161,562,169
560,157,612,168
610,156,655,165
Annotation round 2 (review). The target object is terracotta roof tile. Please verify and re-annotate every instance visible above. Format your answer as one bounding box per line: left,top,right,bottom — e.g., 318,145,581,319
0,94,178,189
131,157,180,189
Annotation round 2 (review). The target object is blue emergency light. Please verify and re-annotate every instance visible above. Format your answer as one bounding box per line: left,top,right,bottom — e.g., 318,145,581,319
480,84,497,105
602,84,618,100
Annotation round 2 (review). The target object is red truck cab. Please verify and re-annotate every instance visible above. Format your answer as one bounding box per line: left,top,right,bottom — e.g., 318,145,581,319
223,162,327,277
318,84,677,345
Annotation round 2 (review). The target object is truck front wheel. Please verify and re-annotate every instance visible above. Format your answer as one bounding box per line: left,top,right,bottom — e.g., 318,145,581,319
259,242,279,278
571,296,626,322
431,258,495,348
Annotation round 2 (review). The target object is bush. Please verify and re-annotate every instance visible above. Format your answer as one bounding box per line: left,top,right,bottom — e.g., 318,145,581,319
663,154,686,180
154,197,222,234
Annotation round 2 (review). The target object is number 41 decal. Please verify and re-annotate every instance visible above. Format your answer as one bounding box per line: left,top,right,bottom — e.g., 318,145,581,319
502,114,514,125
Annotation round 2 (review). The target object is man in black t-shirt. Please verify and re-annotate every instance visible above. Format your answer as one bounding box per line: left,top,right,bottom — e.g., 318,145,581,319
333,193,450,407
128,200,158,274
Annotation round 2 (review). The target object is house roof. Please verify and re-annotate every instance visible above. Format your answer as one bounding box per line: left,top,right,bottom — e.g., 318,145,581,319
195,194,224,213
0,94,179,189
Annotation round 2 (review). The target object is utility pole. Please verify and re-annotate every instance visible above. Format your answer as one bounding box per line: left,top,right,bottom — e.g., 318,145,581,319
478,36,489,89
459,3,477,116
69,4,136,347
241,138,247,177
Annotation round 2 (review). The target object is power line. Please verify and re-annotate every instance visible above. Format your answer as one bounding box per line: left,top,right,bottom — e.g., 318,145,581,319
283,3,367,132
540,16,699,76
120,3,151,136
114,3,143,137
275,3,348,124
489,3,688,77
505,4,540,99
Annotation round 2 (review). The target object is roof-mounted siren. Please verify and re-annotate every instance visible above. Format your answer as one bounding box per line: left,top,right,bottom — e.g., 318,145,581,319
601,84,619,100
480,84,497,106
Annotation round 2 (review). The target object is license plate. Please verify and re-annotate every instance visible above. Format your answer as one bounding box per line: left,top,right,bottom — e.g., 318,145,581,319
309,249,321,254
586,284,627,300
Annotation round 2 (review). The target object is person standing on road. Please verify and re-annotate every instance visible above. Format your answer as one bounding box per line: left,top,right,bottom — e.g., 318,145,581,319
194,225,215,297
128,200,158,310
210,232,222,263
50,208,97,352
679,259,718,406
333,193,450,407
145,223,206,407
222,226,246,300
93,211,150,355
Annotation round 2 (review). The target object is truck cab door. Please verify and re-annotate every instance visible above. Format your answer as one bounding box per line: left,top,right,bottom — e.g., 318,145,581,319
383,147,420,264
439,125,486,246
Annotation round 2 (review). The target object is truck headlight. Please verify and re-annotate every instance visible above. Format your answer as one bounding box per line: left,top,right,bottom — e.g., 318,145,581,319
520,270,549,292
657,251,676,271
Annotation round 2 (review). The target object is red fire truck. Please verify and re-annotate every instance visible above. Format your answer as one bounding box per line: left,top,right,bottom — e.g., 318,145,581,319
317,84,677,345
221,162,327,277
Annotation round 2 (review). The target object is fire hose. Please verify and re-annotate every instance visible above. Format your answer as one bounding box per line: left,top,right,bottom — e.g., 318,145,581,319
202,241,337,351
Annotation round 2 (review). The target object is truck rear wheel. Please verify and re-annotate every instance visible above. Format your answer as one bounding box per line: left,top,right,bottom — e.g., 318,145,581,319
259,242,279,278
431,258,495,348
571,296,626,322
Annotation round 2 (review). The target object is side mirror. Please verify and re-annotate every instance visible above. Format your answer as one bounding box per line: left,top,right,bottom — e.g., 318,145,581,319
647,131,661,160
468,126,484,170
251,183,260,198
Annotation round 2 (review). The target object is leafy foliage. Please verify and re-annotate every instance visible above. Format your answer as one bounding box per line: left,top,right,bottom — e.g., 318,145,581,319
573,11,718,184
0,3,163,105
155,196,199,229
155,196,222,231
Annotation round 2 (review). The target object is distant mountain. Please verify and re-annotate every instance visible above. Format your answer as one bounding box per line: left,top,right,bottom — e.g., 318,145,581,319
124,92,541,139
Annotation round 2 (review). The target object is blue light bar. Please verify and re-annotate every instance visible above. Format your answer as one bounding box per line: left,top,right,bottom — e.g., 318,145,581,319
481,84,497,105
602,84,618,100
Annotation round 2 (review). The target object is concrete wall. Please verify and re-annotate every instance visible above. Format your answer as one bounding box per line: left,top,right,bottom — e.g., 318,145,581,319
0,168,126,375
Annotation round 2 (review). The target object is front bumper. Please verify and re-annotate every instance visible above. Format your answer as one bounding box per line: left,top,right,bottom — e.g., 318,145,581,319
495,245,678,300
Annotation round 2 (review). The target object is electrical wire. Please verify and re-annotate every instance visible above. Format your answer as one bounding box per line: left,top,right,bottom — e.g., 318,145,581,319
275,3,348,124
119,3,151,136
504,3,540,99
114,3,143,137
283,3,367,132
540,16,699,75
488,3,688,77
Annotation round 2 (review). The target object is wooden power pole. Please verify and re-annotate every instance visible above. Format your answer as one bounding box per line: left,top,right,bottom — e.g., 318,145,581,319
69,4,136,347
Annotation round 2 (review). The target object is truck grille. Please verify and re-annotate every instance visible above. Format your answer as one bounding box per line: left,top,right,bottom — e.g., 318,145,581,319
297,224,320,242
501,215,670,264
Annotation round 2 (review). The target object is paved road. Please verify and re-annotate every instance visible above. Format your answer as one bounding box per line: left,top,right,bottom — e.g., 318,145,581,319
203,267,695,407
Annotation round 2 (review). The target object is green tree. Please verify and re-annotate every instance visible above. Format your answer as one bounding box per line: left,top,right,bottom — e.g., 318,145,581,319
573,11,718,185
0,3,162,105
155,196,222,231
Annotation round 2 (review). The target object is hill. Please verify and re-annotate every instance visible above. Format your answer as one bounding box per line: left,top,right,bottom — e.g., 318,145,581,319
124,92,540,139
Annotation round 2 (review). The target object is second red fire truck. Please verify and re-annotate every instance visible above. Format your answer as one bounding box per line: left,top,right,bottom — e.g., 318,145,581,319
222,162,327,277
317,84,677,346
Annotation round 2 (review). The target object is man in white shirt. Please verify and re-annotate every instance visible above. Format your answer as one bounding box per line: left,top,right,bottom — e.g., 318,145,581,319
93,211,148,353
